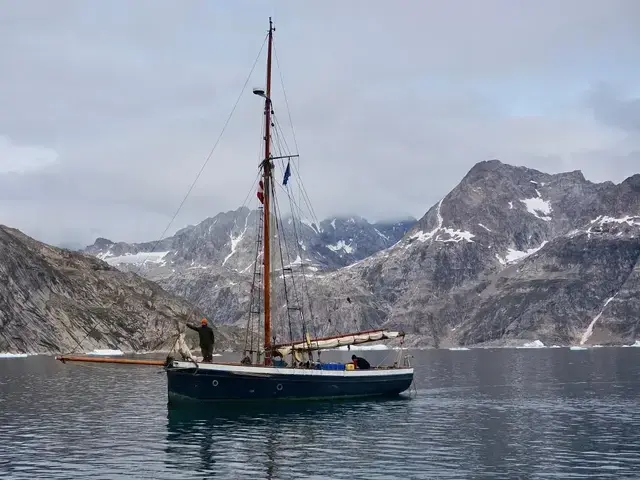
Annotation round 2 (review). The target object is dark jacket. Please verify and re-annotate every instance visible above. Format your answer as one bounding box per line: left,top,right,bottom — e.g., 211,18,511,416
353,356,371,370
187,324,215,349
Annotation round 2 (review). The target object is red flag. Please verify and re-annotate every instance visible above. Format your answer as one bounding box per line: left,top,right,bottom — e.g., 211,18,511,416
257,180,264,204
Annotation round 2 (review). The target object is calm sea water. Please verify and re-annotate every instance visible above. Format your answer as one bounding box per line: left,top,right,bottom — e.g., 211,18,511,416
1,347,639,479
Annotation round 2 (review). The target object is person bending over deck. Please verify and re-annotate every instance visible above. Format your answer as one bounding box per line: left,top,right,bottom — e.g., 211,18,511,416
186,318,215,362
351,354,371,370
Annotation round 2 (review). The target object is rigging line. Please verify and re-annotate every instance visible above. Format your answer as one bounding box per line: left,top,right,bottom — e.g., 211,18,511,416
244,95,269,357
267,118,305,224
278,177,384,336
274,180,316,243
162,39,269,322
273,183,320,342
211,171,261,274
147,31,268,253
244,113,268,358
290,161,320,227
273,65,318,229
265,67,321,343
67,33,268,355
147,169,261,337
271,183,303,344
270,48,306,228
270,199,288,344
272,43,321,232
271,114,321,227
273,41,299,154
268,172,317,338
270,112,293,157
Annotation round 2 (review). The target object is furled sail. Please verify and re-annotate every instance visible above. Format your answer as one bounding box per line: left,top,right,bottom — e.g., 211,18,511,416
273,329,404,357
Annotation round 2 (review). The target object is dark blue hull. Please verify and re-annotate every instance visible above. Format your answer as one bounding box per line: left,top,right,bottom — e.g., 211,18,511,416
165,364,414,403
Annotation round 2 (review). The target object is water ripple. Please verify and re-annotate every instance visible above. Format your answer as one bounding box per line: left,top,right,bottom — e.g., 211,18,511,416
1,349,639,479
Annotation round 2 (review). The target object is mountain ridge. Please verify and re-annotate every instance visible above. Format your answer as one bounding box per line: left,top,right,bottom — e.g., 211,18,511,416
0,225,243,354
4,159,640,353
323,160,640,346
83,160,640,348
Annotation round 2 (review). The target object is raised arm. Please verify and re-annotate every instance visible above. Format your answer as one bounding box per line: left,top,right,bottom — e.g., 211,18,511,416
186,323,198,331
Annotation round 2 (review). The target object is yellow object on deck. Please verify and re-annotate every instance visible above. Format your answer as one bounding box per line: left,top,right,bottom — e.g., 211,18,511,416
345,363,355,371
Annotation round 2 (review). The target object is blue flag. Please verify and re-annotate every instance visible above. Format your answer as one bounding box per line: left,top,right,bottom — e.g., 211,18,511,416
283,161,291,186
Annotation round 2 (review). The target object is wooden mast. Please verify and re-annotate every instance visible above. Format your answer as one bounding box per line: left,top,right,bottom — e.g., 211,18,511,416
262,17,274,366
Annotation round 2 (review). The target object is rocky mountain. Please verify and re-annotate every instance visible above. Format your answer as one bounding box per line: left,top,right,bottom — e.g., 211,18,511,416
82,211,415,333
0,225,243,354
304,160,640,346
85,210,415,276
82,160,640,347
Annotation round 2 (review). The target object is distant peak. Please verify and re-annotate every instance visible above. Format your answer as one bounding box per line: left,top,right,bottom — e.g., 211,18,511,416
478,159,504,167
620,174,640,190
93,237,114,247
555,170,586,182
322,214,369,225
463,159,512,178
374,216,418,226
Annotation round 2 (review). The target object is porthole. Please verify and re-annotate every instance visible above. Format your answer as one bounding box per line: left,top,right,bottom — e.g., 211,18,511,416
212,379,219,387
276,383,283,391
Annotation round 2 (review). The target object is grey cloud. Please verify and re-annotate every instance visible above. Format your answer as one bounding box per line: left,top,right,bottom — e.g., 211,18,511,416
0,136,59,173
0,0,639,247
587,84,640,133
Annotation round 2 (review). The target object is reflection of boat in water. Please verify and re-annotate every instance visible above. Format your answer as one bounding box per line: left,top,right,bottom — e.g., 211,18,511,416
164,17,413,403
56,17,414,404
164,397,413,477
167,394,411,424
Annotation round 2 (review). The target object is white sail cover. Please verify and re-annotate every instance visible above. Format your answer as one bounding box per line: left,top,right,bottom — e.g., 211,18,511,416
274,329,403,357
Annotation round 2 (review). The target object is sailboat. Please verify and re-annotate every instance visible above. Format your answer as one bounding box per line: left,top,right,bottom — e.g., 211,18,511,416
57,18,414,403
162,18,413,402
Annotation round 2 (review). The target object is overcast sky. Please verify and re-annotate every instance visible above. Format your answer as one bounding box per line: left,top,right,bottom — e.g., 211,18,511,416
1,0,639,248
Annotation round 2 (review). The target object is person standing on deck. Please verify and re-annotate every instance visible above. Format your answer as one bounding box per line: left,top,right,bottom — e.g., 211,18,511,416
186,318,215,362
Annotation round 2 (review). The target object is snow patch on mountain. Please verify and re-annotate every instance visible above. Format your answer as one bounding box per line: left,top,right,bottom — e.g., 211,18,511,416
374,228,389,240
438,228,475,243
580,295,617,345
282,254,303,269
590,215,640,228
97,250,113,260
407,199,444,244
301,218,321,234
328,240,354,254
222,215,249,267
105,251,170,266
496,241,548,265
407,199,474,245
520,189,552,221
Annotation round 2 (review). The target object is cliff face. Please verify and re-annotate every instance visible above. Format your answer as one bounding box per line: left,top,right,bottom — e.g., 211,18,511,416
0,226,242,354
82,209,414,325
85,209,415,275
451,219,640,346
78,160,640,348
322,162,640,347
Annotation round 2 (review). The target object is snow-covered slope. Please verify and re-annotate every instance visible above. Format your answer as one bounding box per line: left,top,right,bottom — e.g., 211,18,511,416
85,210,415,275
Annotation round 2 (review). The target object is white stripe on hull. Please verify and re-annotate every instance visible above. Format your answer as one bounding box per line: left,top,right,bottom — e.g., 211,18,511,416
169,361,413,378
